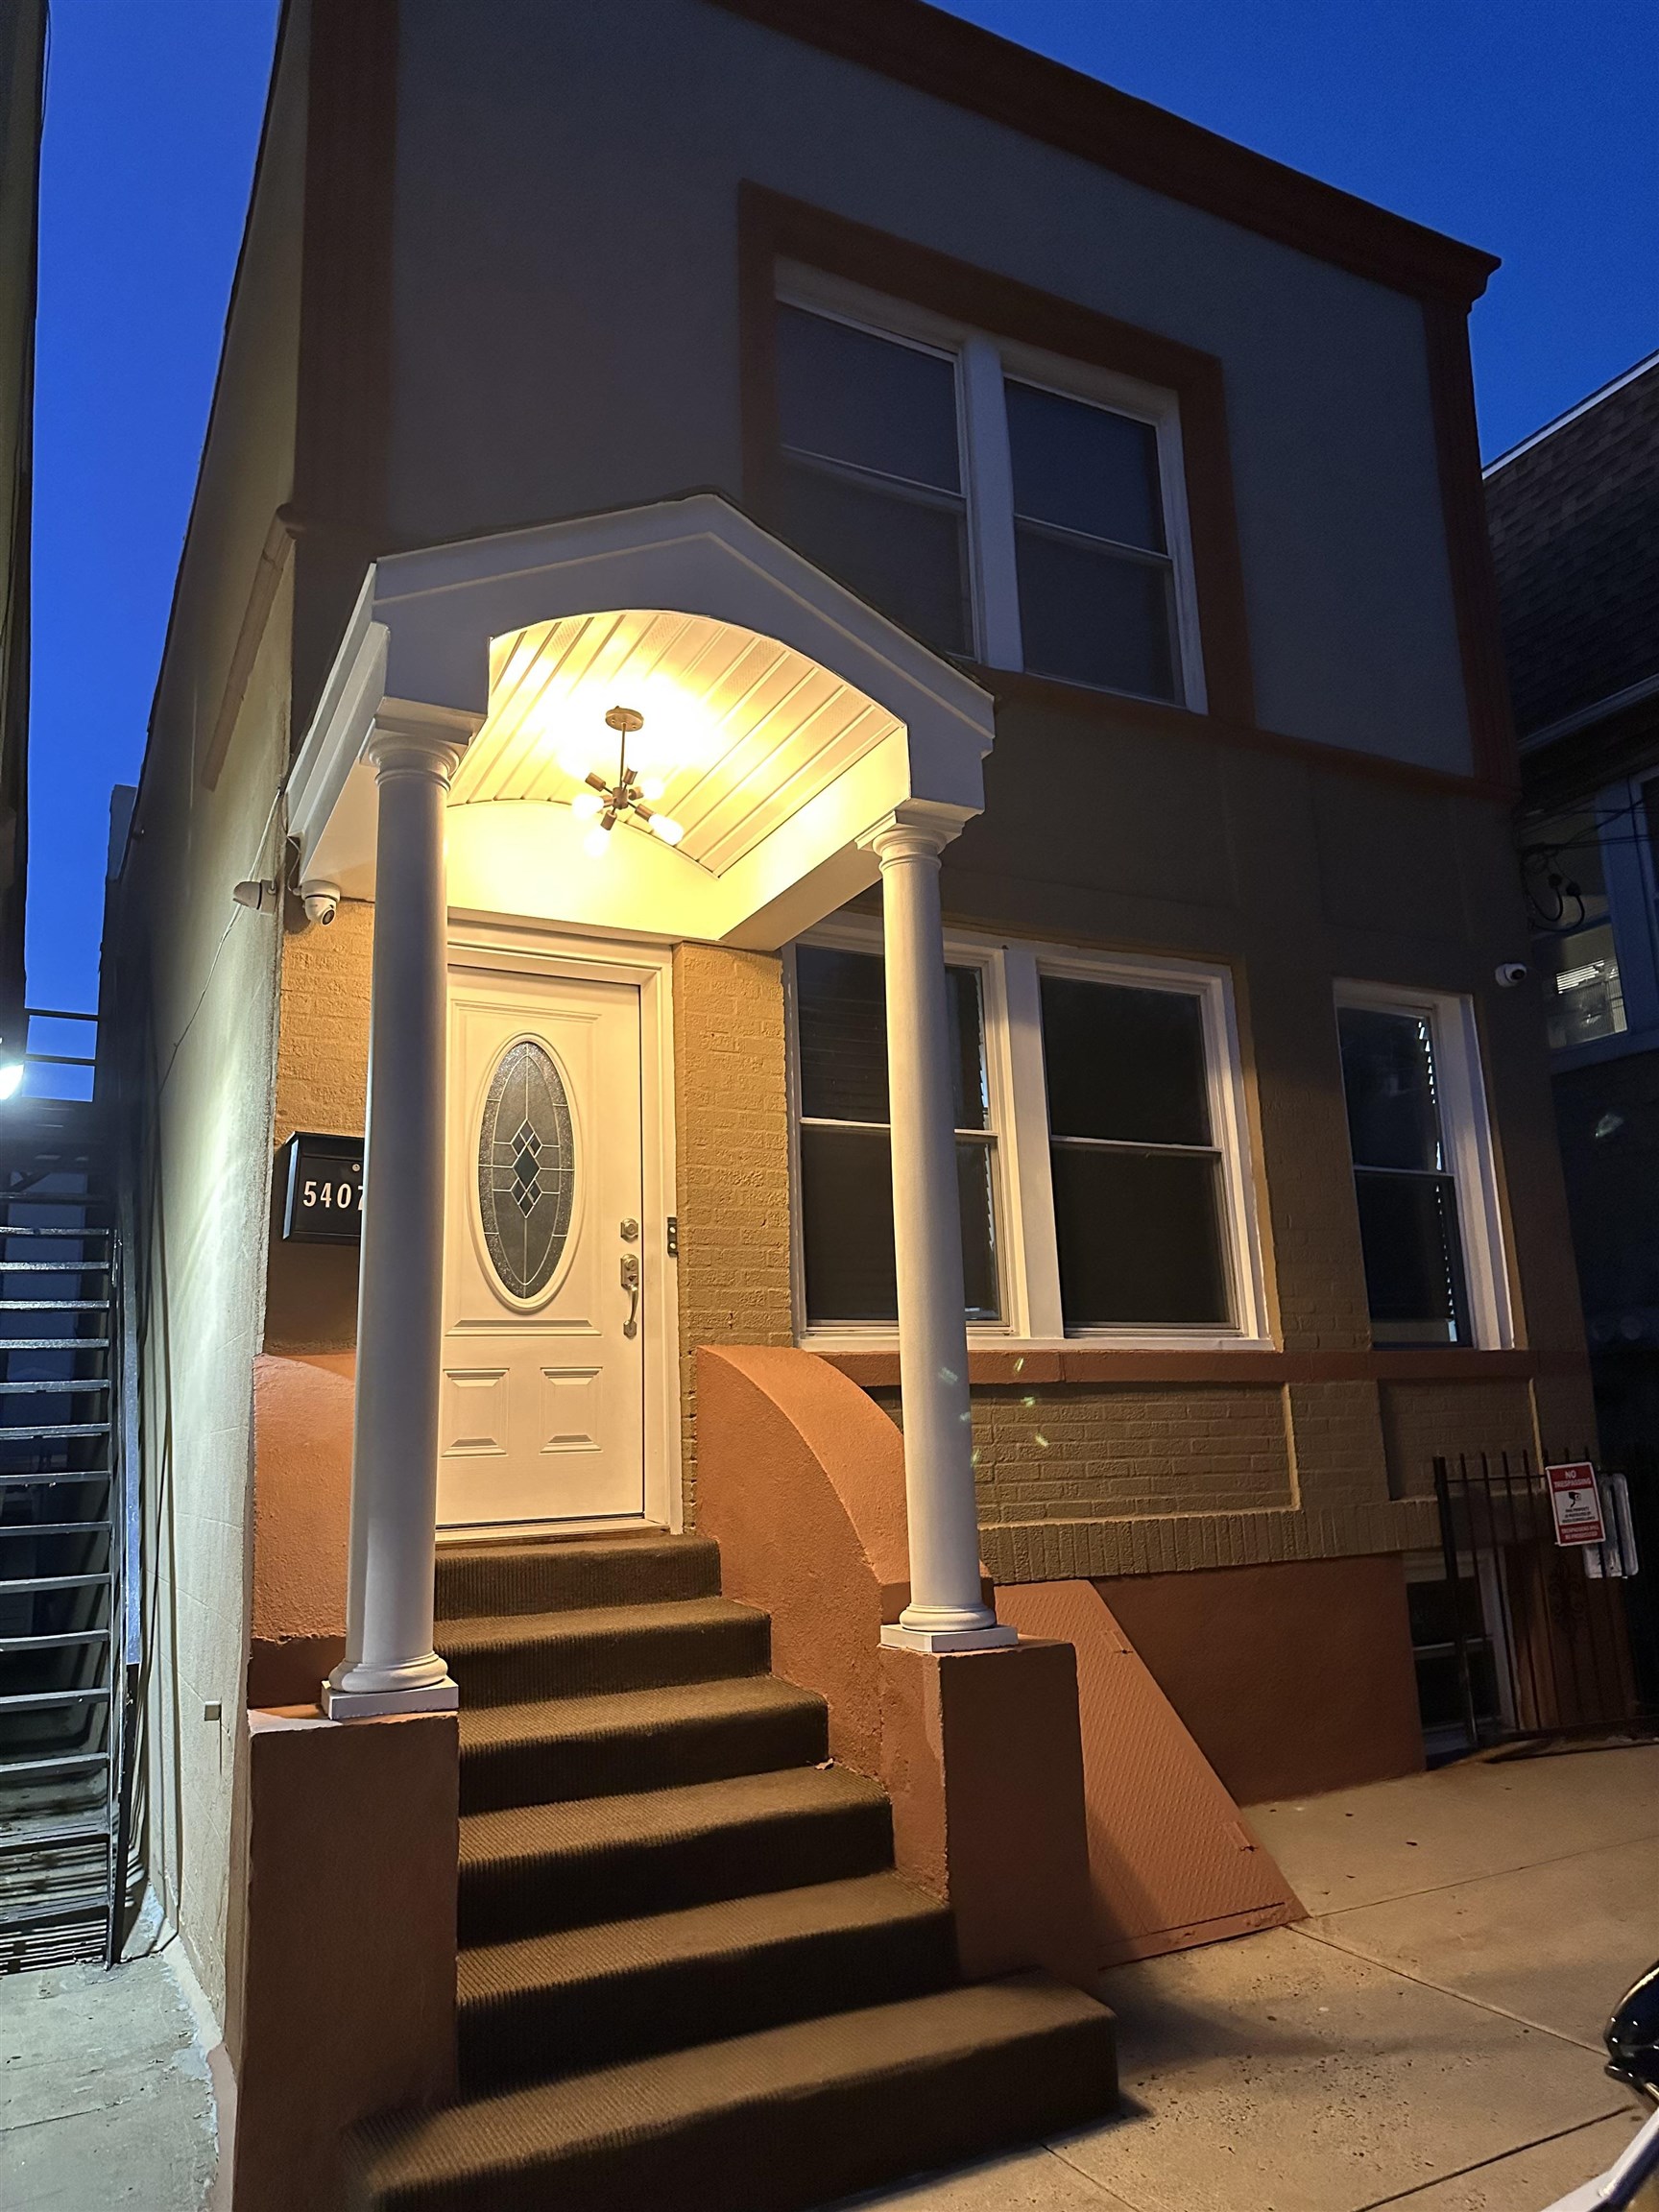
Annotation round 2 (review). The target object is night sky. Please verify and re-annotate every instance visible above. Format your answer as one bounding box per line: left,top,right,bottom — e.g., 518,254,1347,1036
25,0,1658,1039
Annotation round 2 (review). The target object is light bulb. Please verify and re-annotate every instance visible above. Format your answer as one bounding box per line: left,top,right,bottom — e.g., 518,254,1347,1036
638,777,666,804
0,1062,21,1100
570,788,603,819
555,741,597,783
583,824,613,860
648,813,685,847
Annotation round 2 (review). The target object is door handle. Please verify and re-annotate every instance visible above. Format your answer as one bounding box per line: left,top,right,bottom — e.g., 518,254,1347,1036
620,1252,640,1338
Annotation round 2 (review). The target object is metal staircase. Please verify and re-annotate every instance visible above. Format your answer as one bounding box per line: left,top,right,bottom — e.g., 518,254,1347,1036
0,1070,130,1972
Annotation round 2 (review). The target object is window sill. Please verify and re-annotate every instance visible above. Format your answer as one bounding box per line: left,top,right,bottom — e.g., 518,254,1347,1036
807,1343,1552,1388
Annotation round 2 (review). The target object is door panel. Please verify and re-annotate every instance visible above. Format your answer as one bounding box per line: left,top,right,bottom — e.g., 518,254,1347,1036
441,964,645,1527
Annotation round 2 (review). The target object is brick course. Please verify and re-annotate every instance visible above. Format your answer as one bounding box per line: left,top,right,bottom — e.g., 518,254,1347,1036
273,897,373,1146
671,942,795,1520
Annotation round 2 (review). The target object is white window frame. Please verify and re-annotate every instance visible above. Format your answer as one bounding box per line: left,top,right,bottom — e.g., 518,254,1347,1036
786,919,1269,1352
1334,980,1514,1352
776,263,1208,713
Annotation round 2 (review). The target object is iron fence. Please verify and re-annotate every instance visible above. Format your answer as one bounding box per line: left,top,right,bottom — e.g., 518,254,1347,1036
1430,1448,1659,1754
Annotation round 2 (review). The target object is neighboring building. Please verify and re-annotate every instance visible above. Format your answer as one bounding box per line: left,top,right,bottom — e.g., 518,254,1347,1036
1488,355,1659,1455
101,3,1591,2203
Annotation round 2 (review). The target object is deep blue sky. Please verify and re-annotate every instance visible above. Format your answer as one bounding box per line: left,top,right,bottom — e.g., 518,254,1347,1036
27,0,1658,1026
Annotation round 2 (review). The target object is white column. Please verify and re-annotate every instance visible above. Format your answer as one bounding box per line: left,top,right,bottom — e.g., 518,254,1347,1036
323,712,469,1719
867,810,1016,1653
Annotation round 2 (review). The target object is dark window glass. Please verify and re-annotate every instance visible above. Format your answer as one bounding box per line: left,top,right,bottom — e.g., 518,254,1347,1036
1006,380,1164,551
776,462,971,660
774,305,970,658
1337,1004,1472,1346
1014,530,1177,700
1048,1146,1228,1326
795,945,997,1325
1039,974,1229,1328
1040,976,1210,1147
796,948,986,1130
779,305,961,491
1007,377,1180,702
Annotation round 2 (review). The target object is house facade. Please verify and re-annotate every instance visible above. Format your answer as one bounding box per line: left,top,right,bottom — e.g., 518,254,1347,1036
1489,355,1659,1453
103,2,1592,2203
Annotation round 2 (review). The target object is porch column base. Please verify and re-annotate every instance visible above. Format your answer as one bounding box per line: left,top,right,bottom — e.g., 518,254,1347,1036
881,1622,1019,1654
321,1677,460,1721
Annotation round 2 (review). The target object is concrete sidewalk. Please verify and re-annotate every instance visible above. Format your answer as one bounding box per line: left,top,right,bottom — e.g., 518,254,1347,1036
2,1747,1653,2211
845,1744,1659,2212
0,1924,217,2212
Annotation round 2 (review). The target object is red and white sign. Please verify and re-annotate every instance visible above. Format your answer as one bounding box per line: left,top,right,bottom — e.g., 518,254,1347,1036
1546,1461,1606,1547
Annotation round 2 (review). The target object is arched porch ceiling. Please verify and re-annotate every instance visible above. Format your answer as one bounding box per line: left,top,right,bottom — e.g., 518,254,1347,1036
288,495,996,950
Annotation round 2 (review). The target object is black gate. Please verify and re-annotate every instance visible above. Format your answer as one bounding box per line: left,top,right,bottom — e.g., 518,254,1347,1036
1429,1449,1659,1754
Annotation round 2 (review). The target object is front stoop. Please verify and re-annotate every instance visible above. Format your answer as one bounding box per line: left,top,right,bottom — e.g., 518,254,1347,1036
345,1535,1117,2212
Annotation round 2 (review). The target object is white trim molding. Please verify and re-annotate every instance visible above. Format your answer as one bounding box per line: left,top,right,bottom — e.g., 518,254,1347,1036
285,493,997,952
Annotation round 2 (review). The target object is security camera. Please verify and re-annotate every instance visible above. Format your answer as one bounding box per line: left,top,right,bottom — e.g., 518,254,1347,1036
232,878,280,914
1495,961,1529,988
300,878,341,927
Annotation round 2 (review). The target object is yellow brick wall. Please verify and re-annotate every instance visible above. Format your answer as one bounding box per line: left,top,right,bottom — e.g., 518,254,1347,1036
273,896,373,1146
1380,1380,1540,1500
866,1373,1438,1579
959,1382,1293,1521
671,942,795,1520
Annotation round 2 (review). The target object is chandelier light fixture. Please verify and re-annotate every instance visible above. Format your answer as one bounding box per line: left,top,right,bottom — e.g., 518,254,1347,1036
566,705,686,859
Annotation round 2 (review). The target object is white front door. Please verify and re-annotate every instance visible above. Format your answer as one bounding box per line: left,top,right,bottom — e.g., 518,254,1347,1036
439,960,646,1528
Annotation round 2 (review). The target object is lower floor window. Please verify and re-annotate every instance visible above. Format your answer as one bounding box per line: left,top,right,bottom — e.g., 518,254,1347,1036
1335,987,1509,1350
789,929,1267,1343
794,945,998,1324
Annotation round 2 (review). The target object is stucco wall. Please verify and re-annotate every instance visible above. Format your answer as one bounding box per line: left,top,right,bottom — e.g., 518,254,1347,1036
389,0,1470,772
105,8,308,2028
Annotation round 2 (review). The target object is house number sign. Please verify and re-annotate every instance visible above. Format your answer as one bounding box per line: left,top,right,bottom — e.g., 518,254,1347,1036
281,1133,365,1245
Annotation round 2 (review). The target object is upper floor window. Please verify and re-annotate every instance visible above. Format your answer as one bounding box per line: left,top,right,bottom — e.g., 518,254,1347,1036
772,275,1205,711
1515,777,1659,1062
1335,985,1511,1350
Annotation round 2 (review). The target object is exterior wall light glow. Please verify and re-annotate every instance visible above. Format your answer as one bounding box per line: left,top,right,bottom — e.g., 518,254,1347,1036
572,704,687,854
0,1062,23,1100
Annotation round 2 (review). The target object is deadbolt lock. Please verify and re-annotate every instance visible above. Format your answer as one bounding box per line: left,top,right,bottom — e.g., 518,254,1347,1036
620,1217,640,1242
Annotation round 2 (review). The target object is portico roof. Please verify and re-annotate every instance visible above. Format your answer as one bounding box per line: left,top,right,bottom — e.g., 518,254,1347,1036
288,493,996,949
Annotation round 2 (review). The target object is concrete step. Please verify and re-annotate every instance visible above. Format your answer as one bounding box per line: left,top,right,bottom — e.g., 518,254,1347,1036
457,1871,956,2092
349,1973,1118,2212
436,1535,721,1622
458,1673,829,1817
459,1763,893,1945
439,1597,769,1709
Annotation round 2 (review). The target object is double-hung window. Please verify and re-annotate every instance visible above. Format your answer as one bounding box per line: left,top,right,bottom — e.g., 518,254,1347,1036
789,929,1265,1345
1040,973,1230,1327
793,944,1000,1325
1335,986,1510,1349
775,306,974,660
772,272,1204,709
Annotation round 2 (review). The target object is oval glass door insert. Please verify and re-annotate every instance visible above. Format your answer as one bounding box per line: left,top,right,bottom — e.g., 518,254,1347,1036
478,1038,575,1302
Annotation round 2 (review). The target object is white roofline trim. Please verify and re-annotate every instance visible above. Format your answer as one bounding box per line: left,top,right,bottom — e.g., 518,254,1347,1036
1483,349,1659,478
